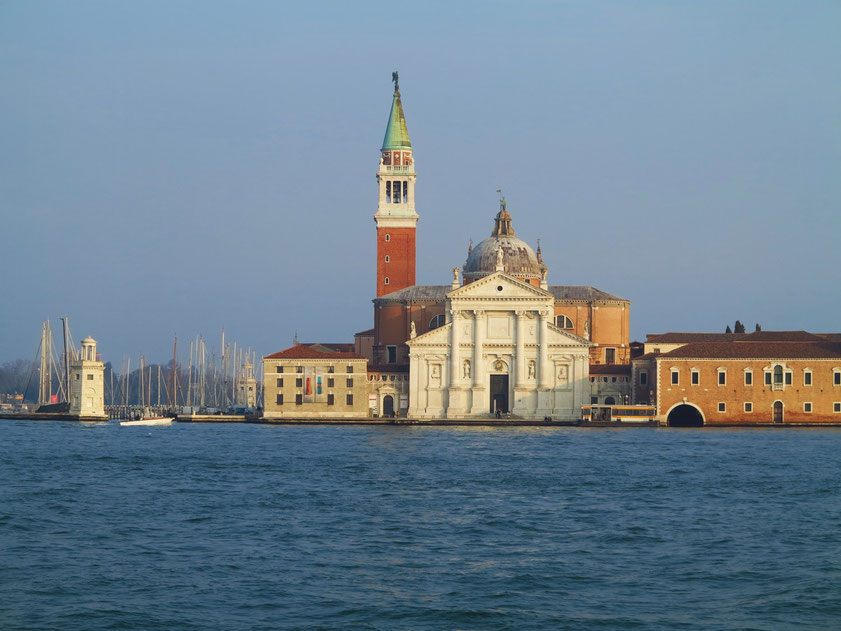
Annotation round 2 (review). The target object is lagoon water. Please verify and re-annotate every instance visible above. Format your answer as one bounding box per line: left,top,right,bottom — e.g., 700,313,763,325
1,419,840,630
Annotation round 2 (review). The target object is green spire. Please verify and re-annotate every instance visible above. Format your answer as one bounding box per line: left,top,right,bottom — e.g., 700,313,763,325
382,71,411,150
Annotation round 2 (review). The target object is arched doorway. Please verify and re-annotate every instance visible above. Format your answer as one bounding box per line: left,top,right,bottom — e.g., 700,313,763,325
383,395,394,417
667,404,704,427
773,400,783,424
604,396,616,405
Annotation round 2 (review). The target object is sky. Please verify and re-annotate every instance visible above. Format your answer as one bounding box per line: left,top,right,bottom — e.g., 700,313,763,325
1,0,839,366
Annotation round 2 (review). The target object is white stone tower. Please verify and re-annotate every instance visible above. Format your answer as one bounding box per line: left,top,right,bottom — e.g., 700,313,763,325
69,337,106,418
237,358,257,408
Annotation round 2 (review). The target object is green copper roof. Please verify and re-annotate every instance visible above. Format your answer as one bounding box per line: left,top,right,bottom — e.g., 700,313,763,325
382,89,412,150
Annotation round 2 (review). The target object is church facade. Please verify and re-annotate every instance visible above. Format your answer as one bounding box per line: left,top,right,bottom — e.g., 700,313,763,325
406,272,590,419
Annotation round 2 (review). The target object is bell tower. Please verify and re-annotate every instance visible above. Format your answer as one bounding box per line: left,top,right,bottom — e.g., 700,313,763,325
374,71,418,297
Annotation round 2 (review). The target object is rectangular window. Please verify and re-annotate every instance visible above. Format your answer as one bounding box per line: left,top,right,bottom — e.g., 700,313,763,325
835,371,841,386
834,403,841,413
671,370,679,385
328,378,334,388
277,366,284,373
276,393,283,405
347,365,354,374
328,366,335,374
387,346,397,364
295,378,303,387
591,396,598,404
386,180,391,203
346,378,353,388
393,180,401,203
277,378,283,387
804,402,812,413
718,402,726,412
75,374,80,380
745,371,753,386
744,402,752,412
785,372,792,385
346,393,354,406
327,394,334,406
640,372,648,386
87,374,94,380
295,394,303,405
605,348,616,364
718,370,726,386
691,370,699,385
296,366,303,374
403,181,408,203
765,372,772,386
804,371,812,386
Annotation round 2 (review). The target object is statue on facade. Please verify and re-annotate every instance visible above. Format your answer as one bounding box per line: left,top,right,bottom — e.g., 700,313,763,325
392,70,399,93
453,267,460,283
583,319,590,339
528,361,535,379
410,321,416,339
496,246,504,268
463,360,471,379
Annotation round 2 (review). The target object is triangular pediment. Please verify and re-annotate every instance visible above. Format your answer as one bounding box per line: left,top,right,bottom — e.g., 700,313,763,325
448,272,552,300
545,322,591,347
407,322,452,346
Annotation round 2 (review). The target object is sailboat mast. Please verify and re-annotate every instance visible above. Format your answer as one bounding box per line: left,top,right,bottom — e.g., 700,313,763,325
172,336,178,408
61,317,71,403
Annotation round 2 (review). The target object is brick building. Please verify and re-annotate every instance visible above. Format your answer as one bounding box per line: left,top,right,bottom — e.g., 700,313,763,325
633,331,841,426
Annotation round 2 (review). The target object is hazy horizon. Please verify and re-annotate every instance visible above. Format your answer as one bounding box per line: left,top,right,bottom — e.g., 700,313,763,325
2,1,839,365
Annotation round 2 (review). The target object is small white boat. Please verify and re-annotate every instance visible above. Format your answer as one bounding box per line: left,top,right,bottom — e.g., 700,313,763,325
119,416,175,427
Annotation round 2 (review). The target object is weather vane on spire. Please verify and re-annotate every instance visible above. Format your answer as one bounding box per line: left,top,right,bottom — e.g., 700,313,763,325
392,71,399,94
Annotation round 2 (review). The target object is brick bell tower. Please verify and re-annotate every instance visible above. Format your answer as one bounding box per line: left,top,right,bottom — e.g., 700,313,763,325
374,71,418,297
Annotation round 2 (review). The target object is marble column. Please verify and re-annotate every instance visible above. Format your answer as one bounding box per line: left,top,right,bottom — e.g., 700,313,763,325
538,309,551,389
514,310,527,388
449,310,460,385
470,310,486,414
447,310,464,416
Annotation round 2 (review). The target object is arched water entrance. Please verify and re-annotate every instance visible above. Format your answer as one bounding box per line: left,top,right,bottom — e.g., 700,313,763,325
773,400,783,424
383,395,394,417
667,404,704,427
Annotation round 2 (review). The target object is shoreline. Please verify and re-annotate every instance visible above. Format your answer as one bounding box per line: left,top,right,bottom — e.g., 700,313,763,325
4,413,841,428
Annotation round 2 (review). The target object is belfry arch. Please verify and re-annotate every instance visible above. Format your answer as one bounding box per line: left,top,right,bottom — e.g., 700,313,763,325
667,403,705,427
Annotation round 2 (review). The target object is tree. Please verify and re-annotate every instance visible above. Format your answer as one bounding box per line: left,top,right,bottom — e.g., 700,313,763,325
755,323,762,332
734,320,746,334
726,325,733,334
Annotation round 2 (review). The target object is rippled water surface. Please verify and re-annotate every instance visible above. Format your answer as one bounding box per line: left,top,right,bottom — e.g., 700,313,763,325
1,419,840,630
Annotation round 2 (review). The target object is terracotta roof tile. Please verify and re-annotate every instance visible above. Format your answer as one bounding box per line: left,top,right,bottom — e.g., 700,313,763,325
264,344,367,360
737,330,824,342
354,328,375,337
646,332,736,343
661,341,841,360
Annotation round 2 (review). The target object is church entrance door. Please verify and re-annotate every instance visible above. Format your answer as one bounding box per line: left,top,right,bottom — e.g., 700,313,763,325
383,395,394,418
490,375,509,415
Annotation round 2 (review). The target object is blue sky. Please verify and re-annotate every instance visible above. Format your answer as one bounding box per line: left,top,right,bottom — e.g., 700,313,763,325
1,1,839,365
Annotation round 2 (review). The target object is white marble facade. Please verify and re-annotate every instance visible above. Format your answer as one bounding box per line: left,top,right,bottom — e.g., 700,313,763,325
407,272,590,419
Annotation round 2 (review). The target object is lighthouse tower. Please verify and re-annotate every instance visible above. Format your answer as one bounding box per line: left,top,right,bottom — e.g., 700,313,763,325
69,337,106,419
374,72,418,297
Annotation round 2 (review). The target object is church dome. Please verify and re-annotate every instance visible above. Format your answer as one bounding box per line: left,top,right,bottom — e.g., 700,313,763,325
462,203,545,284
